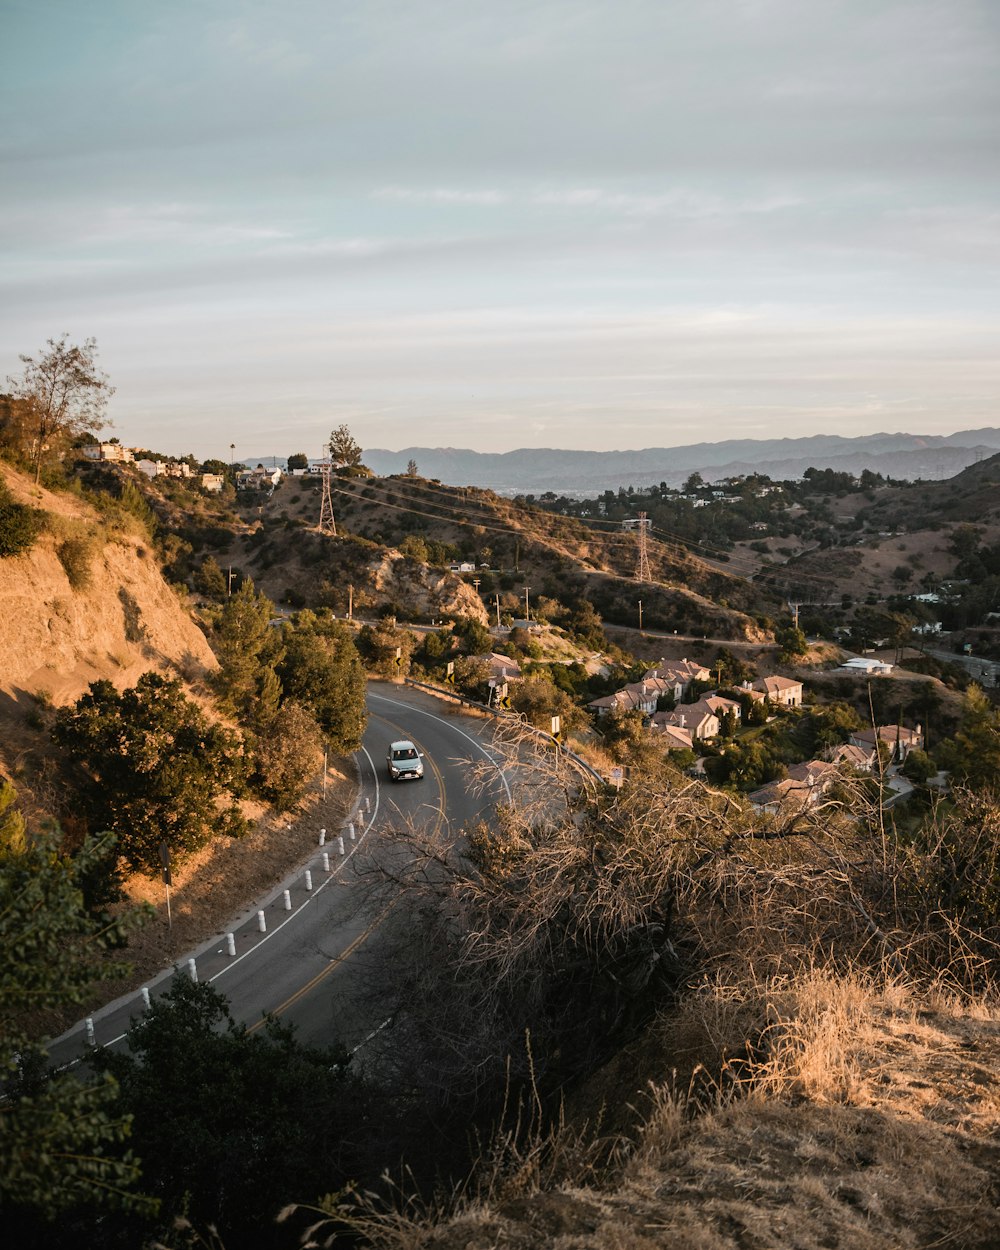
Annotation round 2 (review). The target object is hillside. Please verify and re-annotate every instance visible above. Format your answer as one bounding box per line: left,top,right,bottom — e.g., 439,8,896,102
228,473,776,642
753,454,1000,602
0,466,215,712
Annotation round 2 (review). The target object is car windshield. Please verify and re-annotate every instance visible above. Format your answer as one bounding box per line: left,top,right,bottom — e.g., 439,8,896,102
394,748,417,760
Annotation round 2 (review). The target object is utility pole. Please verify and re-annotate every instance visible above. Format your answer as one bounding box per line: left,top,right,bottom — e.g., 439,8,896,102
523,585,531,621
227,565,236,595
473,577,481,596
348,584,354,621
638,599,643,632
494,594,501,628
788,601,800,630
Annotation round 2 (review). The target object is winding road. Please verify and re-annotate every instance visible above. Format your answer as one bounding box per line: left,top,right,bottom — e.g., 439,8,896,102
48,682,509,1066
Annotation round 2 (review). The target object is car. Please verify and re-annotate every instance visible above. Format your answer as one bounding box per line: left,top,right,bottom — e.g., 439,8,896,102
386,739,424,781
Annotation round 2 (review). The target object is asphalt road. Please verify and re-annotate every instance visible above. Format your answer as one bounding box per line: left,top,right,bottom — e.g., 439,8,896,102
48,682,510,1067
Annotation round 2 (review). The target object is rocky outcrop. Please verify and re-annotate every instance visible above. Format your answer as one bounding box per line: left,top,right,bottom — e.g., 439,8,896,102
367,551,490,624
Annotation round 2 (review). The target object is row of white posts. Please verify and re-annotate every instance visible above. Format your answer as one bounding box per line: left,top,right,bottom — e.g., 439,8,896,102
85,797,374,1044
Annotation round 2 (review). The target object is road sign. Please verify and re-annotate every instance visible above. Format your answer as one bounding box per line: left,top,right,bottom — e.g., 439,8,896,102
610,766,624,790
446,660,455,685
551,714,562,745
159,841,172,887
394,646,403,670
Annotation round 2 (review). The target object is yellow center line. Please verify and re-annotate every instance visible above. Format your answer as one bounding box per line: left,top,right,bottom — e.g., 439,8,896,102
248,711,448,1031
248,901,398,1031
371,710,449,837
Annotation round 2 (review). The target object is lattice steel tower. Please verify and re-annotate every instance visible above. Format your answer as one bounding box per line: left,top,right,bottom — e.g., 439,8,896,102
635,512,651,582
318,462,337,535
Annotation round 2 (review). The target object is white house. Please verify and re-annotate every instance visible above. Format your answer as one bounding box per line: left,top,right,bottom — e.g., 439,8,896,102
840,657,894,675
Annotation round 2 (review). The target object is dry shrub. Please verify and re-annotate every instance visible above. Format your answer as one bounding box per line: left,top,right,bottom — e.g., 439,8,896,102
57,531,98,589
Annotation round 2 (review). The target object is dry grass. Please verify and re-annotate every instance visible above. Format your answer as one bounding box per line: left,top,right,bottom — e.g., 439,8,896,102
304,972,1000,1250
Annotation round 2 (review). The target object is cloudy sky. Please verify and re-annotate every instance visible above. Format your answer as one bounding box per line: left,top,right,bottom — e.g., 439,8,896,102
2,0,998,461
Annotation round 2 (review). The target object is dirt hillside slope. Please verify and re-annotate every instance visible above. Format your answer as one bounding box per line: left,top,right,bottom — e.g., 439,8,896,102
0,466,216,714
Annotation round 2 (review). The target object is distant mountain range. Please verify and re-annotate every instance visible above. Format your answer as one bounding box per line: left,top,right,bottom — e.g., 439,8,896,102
360,429,1000,494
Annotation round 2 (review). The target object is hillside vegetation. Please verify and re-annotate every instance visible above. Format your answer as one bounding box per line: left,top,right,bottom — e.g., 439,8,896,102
228,472,774,641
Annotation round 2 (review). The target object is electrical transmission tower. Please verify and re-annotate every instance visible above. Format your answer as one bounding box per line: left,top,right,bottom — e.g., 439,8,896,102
635,512,651,582
318,462,337,535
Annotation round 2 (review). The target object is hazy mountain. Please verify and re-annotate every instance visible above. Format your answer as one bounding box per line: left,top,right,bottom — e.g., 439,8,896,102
363,429,1000,493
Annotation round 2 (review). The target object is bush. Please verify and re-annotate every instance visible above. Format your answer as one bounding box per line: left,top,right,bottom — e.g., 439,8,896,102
57,534,97,589
0,478,43,557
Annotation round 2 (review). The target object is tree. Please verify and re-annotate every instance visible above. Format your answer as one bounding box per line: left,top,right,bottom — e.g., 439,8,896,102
54,673,248,873
210,579,284,723
277,612,368,752
91,976,372,1247
287,451,309,471
192,555,227,598
328,423,363,469
250,700,323,807
0,815,151,1228
0,473,43,557
406,458,419,477
6,335,114,483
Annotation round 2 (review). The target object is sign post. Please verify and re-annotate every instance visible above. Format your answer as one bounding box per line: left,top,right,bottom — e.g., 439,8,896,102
551,714,562,748
159,841,172,929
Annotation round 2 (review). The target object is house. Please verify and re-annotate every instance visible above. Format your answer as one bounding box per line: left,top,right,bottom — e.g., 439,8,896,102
200,473,225,494
822,742,877,772
643,658,712,700
849,724,923,764
650,699,719,741
754,675,803,707
83,442,134,464
840,656,894,675
135,458,164,479
748,761,838,813
703,694,742,723
653,723,694,752
238,466,282,489
449,562,476,573
587,677,671,719
475,653,523,684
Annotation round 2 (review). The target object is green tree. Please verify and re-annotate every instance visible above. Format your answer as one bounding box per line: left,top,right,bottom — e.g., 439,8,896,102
250,700,323,807
328,423,363,469
91,976,371,1247
454,614,493,656
356,617,415,679
54,673,248,873
0,474,44,557
776,624,808,658
211,579,284,723
0,819,151,1227
286,451,309,471
6,335,114,483
510,673,580,731
936,685,1000,788
277,613,367,752
192,554,227,597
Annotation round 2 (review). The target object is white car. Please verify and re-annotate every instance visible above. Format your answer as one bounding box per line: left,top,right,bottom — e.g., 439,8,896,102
387,739,424,781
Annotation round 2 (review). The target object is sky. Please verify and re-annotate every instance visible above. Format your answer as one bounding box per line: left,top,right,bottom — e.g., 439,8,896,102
1,0,999,462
